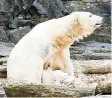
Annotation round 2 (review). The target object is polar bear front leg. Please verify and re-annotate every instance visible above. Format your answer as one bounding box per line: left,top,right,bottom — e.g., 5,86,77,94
43,45,59,69
43,46,74,76
61,47,74,76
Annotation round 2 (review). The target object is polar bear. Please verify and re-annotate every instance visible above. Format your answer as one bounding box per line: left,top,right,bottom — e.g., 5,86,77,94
7,12,102,84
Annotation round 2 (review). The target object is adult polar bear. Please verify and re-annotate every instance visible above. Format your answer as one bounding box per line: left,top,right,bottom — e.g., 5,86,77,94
7,12,102,84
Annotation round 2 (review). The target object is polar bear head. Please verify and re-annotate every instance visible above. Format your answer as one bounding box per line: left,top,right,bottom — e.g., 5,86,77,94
71,12,103,38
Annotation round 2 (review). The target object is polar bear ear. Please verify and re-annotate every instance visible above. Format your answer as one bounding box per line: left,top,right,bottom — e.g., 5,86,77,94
74,16,80,26
71,12,80,25
76,18,79,24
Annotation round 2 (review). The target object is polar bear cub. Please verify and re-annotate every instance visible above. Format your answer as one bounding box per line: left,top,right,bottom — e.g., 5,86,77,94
7,12,102,84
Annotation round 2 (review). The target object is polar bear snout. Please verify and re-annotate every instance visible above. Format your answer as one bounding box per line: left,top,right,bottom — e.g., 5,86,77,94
93,15,103,28
95,17,103,26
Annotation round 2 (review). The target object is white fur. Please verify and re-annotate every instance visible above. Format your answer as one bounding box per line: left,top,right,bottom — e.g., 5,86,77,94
7,12,102,84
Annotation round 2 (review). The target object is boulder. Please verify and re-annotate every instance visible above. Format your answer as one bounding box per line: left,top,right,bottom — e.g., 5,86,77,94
4,84,79,97
8,26,31,44
0,0,11,12
38,0,68,18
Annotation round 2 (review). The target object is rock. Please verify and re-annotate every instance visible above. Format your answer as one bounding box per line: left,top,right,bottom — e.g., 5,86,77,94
82,0,110,3
0,65,7,78
0,0,12,26
0,57,7,78
0,41,111,60
0,0,11,12
0,41,14,57
95,81,111,95
0,27,9,42
3,80,110,97
73,60,111,74
32,1,48,15
9,18,34,29
4,84,79,97
70,42,111,60
81,95,112,98
0,12,11,26
8,26,31,44
39,0,68,18
0,86,6,97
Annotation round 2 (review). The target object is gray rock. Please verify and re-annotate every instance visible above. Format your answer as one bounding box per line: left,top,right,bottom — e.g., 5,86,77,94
9,18,34,29
39,0,67,18
8,26,31,44
0,41,14,57
0,86,6,97
0,0,11,12
4,84,79,97
0,27,9,42
0,12,11,26
33,1,48,15
70,42,111,60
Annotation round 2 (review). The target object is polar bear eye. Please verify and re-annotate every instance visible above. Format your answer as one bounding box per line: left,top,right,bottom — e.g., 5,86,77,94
89,15,92,17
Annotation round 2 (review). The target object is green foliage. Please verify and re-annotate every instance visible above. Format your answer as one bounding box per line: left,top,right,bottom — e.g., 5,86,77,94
76,1,84,6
